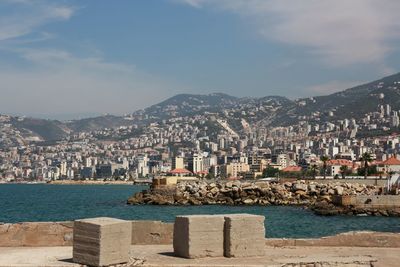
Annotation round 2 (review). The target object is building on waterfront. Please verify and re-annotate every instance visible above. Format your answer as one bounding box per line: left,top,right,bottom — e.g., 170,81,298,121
221,162,250,178
81,167,95,179
96,164,116,178
137,155,149,178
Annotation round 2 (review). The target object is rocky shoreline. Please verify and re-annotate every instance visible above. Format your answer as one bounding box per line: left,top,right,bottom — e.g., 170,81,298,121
127,180,400,216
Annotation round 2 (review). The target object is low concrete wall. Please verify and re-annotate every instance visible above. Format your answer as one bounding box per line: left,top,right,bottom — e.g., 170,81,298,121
0,220,173,247
0,222,73,247
334,195,400,208
2,221,400,248
266,231,400,248
315,179,386,186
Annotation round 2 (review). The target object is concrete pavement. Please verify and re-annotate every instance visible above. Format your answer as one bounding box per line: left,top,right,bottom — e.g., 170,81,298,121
0,245,399,266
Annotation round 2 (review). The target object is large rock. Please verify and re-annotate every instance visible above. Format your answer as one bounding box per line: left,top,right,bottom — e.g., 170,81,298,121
210,187,219,195
243,198,254,205
308,184,317,194
292,182,308,192
335,186,344,196
327,188,335,195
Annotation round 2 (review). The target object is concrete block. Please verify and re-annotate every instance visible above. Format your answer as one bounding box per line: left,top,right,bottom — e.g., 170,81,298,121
173,215,224,259
73,217,132,266
224,214,265,257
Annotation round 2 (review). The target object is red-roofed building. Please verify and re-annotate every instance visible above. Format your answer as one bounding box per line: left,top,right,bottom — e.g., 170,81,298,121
383,156,400,165
168,168,192,177
378,156,400,174
281,166,302,172
328,159,354,167
327,159,355,177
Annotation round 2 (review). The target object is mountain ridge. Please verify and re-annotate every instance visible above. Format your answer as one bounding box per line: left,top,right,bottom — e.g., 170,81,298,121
2,72,400,141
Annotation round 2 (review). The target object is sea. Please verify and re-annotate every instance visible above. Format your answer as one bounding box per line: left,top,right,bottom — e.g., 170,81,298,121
1,184,400,238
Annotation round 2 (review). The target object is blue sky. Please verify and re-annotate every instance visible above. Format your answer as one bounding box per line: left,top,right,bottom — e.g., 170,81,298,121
1,0,400,119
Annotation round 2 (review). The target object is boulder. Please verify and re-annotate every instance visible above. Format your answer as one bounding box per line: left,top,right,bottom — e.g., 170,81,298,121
243,198,254,205
292,182,308,192
208,182,216,188
308,184,317,193
295,190,307,196
327,189,335,195
210,187,219,195
220,188,232,194
335,186,344,196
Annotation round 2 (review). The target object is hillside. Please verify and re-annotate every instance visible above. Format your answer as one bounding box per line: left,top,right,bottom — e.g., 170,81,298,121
139,93,240,119
271,72,400,126
9,117,70,141
66,115,133,132
3,72,400,141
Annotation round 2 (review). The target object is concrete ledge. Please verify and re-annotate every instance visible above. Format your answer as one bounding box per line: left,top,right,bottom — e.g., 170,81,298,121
1,245,398,266
265,231,400,248
2,221,400,249
0,222,73,247
0,220,173,247
334,195,400,208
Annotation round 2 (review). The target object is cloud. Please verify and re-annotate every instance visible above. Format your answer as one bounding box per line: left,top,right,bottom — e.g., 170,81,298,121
175,0,400,66
0,48,182,116
174,0,202,8
0,0,75,41
0,1,185,117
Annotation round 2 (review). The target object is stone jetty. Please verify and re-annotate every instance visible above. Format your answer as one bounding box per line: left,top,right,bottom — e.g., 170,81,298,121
127,180,400,216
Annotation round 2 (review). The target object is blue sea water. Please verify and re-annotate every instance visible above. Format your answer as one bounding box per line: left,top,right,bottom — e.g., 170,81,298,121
1,184,400,238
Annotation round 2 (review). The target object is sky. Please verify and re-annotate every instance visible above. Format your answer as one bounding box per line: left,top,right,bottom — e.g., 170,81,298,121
1,0,400,119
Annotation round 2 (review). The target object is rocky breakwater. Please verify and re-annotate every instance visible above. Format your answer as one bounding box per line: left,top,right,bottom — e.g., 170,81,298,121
126,180,400,216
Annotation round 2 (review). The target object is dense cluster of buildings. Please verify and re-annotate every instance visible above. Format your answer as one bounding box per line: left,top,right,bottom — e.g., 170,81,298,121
2,100,400,182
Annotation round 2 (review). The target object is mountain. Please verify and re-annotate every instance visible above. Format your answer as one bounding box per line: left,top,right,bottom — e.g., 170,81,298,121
138,93,240,119
1,115,134,143
3,72,400,142
66,115,133,132
272,72,400,126
9,117,71,141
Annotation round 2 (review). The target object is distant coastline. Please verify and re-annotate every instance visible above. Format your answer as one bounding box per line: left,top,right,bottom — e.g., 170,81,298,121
0,181,47,185
0,180,136,185
48,180,135,185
